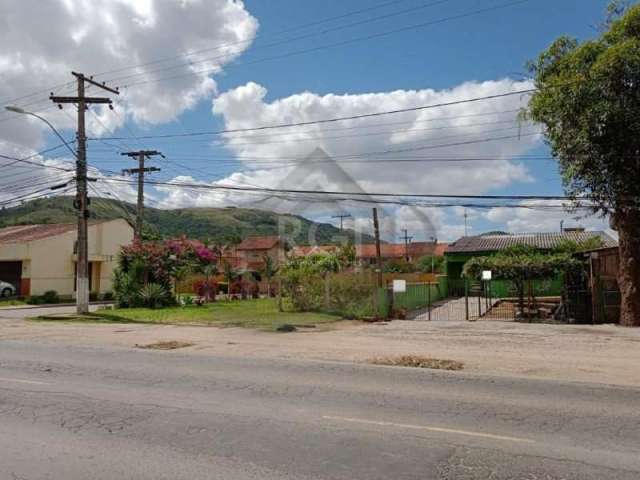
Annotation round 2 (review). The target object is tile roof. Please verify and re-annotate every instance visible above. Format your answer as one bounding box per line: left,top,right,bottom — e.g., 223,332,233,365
446,231,618,254
290,245,339,257
0,224,76,245
235,235,281,251
356,242,443,259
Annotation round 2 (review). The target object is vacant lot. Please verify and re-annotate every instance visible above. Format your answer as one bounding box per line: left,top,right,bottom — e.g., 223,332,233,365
34,298,341,332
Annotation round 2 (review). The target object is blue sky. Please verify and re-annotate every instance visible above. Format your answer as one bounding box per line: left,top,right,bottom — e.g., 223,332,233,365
2,0,618,240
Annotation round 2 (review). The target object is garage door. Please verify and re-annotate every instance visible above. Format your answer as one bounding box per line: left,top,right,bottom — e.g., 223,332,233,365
0,261,22,295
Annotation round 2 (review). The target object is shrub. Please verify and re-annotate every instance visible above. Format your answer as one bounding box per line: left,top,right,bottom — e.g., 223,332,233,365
102,291,114,301
417,255,444,273
41,290,60,304
182,295,194,306
89,291,99,302
138,283,168,309
193,278,217,302
26,295,44,305
113,269,141,308
382,259,416,273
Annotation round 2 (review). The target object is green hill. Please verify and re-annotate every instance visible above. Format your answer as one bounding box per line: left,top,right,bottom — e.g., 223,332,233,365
0,196,373,245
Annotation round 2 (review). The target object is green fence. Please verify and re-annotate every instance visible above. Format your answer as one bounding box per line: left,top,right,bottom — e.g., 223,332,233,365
378,279,447,315
487,277,563,298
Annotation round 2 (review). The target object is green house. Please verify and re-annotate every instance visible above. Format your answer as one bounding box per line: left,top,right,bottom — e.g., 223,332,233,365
444,230,618,298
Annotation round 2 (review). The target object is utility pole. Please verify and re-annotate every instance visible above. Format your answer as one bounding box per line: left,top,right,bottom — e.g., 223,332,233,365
121,150,163,240
50,72,118,314
464,209,469,237
372,208,383,289
400,229,413,262
331,213,352,231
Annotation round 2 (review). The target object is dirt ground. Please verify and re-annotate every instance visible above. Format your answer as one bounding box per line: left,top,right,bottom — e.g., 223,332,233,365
1,310,640,387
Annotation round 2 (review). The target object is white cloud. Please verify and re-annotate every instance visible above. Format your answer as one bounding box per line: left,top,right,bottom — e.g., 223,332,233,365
0,0,258,147
0,0,257,205
211,81,539,195
205,79,541,240
485,200,611,233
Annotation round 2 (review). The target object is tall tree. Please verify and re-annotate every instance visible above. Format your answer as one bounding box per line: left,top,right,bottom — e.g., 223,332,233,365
526,3,640,326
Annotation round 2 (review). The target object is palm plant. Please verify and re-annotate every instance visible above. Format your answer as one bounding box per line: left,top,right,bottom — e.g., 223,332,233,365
138,283,168,309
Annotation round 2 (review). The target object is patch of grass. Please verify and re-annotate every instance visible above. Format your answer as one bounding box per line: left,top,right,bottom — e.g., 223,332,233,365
136,341,194,350
33,298,342,332
370,355,464,371
0,298,26,307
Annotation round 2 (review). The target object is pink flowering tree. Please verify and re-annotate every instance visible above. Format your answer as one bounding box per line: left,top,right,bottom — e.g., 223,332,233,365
115,237,217,306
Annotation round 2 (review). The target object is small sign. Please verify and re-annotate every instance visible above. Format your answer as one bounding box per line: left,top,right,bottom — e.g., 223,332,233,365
392,279,407,293
482,270,492,281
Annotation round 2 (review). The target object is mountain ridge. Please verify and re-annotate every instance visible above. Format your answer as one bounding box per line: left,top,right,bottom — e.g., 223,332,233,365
0,196,375,245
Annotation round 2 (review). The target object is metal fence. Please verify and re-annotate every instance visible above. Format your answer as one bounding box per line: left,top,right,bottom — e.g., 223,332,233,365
384,278,564,322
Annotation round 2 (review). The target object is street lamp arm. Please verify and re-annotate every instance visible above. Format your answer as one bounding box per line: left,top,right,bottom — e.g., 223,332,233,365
5,106,77,159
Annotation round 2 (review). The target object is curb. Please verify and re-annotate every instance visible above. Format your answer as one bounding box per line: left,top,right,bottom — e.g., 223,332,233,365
0,301,114,311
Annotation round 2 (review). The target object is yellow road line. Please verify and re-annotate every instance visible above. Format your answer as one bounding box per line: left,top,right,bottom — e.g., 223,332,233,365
323,415,535,444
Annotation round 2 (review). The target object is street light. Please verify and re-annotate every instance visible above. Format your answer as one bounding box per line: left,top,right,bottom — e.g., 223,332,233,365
5,106,77,158
7,105,85,313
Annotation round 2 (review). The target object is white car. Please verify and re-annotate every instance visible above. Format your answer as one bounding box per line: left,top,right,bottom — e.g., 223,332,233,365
0,281,16,297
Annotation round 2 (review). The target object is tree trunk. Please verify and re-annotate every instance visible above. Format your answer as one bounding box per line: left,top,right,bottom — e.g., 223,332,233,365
614,209,640,327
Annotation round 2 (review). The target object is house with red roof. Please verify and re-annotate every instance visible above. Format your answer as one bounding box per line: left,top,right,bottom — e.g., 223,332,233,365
0,219,133,297
234,235,286,271
356,241,444,266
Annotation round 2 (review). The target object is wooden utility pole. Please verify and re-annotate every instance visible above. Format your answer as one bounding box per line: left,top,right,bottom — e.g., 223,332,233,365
50,72,118,314
372,208,383,289
331,213,352,231
400,229,413,262
121,150,163,240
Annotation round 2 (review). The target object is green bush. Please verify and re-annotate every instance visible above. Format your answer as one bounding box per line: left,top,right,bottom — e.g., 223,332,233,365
382,259,416,273
113,269,141,308
26,295,44,305
182,295,194,306
417,255,444,273
89,291,99,302
41,290,60,304
102,291,114,301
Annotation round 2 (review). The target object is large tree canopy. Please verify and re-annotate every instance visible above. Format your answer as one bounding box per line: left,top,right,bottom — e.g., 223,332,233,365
527,3,640,326
527,5,640,212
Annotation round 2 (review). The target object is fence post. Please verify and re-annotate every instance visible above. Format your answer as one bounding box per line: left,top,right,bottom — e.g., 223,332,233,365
427,283,432,322
465,278,469,321
477,291,481,320
489,280,492,310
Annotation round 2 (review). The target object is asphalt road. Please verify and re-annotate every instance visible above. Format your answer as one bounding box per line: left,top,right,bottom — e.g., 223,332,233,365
1,340,639,479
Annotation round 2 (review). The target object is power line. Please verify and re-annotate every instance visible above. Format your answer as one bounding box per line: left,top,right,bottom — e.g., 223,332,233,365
0,0,417,108
96,87,537,142
99,176,598,201
104,0,453,86
117,0,530,89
